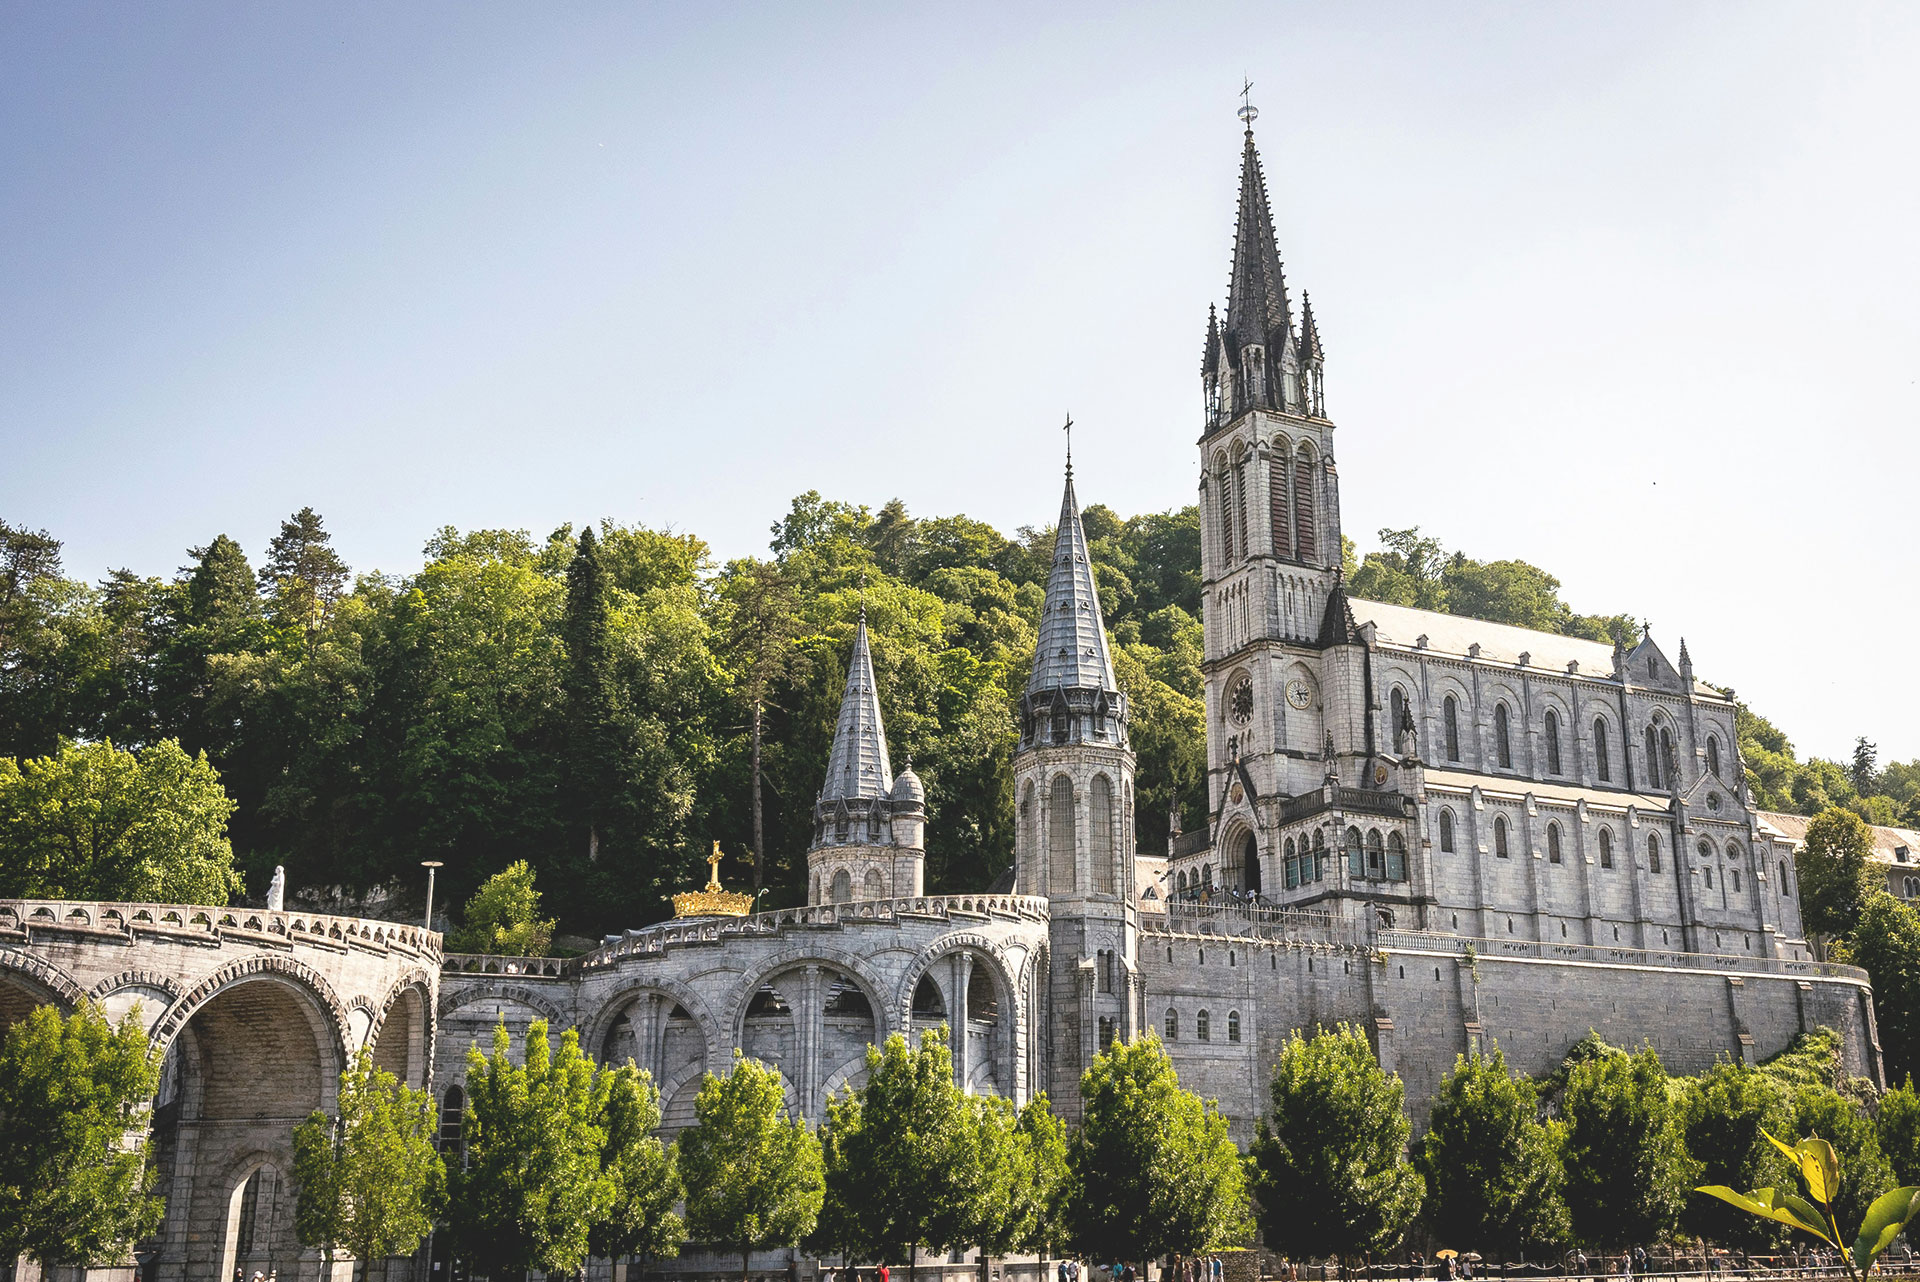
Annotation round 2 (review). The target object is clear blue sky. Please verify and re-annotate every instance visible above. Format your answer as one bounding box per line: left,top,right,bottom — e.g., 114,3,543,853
3,3,1916,763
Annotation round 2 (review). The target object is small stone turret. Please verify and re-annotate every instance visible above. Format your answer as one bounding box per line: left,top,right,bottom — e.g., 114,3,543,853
806,612,926,904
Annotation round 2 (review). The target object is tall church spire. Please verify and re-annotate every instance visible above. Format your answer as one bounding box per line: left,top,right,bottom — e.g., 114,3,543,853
1223,124,1292,358
820,610,892,803
1027,466,1117,697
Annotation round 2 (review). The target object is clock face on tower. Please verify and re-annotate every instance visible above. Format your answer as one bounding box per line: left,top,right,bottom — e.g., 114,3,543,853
1286,679,1313,710
1230,676,1254,725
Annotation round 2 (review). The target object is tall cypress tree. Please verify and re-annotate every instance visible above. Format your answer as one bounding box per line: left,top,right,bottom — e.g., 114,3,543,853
561,526,630,873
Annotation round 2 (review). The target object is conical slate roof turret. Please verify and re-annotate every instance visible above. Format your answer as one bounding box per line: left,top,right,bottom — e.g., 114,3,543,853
820,611,892,803
1027,467,1118,696
1300,292,1324,363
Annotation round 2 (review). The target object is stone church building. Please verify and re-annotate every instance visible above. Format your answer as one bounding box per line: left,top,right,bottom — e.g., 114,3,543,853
0,111,1880,1282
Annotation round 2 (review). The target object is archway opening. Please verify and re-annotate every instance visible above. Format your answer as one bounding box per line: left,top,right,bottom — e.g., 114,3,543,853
369,986,428,1089
1240,832,1261,894
154,975,341,1282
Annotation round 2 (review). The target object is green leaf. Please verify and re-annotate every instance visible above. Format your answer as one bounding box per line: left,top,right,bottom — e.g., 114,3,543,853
1693,1185,1835,1246
1798,1138,1843,1208
1850,1185,1920,1273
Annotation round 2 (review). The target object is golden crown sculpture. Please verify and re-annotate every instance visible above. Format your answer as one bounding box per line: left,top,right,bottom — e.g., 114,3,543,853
671,842,755,918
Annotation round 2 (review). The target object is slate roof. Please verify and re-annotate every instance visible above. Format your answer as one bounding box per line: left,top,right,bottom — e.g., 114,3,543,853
1424,768,1671,813
820,614,893,803
1223,128,1291,352
1027,469,1118,695
1758,811,1920,866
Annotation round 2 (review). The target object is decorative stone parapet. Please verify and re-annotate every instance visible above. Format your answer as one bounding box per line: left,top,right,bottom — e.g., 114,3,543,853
0,898,440,962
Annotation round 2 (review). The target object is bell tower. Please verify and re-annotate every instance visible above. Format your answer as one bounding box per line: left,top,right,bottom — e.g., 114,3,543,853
1013,457,1137,1115
1198,102,1354,834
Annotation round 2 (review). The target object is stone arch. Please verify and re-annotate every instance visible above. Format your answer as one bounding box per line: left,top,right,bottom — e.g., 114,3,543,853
582,975,721,1062
0,948,85,1037
436,981,569,1028
896,935,1022,1098
154,953,352,1059
725,946,895,1048
369,970,435,1090
212,1147,298,1282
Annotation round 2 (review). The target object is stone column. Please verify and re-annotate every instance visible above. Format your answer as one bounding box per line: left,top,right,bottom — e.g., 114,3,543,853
950,954,973,1091
801,966,822,1122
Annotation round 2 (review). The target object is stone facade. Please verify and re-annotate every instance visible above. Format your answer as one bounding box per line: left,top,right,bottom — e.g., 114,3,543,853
0,105,1886,1282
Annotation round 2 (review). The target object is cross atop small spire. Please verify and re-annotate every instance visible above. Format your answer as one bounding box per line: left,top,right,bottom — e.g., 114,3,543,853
1237,77,1258,130
1063,412,1074,474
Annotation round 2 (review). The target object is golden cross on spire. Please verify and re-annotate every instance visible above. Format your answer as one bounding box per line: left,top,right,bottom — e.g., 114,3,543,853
706,840,725,891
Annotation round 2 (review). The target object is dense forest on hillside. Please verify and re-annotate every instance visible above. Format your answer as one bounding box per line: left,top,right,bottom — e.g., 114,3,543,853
2,502,1915,940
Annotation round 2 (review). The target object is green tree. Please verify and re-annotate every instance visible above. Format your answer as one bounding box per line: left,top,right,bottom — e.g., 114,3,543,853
1415,1046,1566,1257
1254,1024,1423,1260
712,559,805,891
292,1051,447,1279
679,1053,824,1282
590,1063,686,1268
1796,1086,1894,1232
562,524,630,868
1560,1045,1694,1248
1878,1079,1920,1188
817,1029,981,1276
446,860,555,956
450,1020,613,1277
1065,1034,1250,1261
0,738,242,903
1799,808,1878,949
1848,895,1920,1087
1680,1061,1795,1248
0,1001,164,1270
260,506,350,652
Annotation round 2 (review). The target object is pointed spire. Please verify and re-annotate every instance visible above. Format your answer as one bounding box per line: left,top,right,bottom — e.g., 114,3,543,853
1027,466,1118,695
820,609,892,803
1317,575,1362,648
1223,125,1292,355
1202,303,1220,377
1300,292,1324,363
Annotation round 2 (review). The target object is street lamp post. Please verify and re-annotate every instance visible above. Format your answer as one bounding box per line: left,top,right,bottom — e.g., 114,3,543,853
421,860,444,932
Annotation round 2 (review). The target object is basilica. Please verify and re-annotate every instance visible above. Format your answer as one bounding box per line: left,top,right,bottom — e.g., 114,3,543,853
0,109,1882,1282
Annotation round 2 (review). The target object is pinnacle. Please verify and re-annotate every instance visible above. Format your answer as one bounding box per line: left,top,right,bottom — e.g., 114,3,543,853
1026,468,1118,696
820,614,892,804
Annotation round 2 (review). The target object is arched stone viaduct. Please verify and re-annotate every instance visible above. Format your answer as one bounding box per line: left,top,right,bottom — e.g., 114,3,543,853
0,893,1053,1282
0,899,439,1282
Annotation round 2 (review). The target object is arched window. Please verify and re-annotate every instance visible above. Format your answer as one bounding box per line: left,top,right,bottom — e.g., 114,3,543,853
1645,726,1661,790
1648,833,1662,874
1366,829,1385,879
1444,696,1461,762
1215,453,1235,563
1599,827,1614,869
1548,823,1563,864
1732,868,1742,894
1197,1009,1211,1042
1177,870,1188,894
1312,829,1326,880
1705,866,1714,889
1545,711,1562,775
1049,775,1076,894
863,867,886,899
1906,876,1918,899
831,869,853,903
1345,827,1364,878
835,807,849,843
1439,809,1455,853
1269,453,1293,559
1164,1007,1178,1040
1242,831,1262,894
1494,816,1510,859
1387,832,1408,881
1283,837,1297,889
1203,863,1214,887
1228,1010,1242,1042
1494,704,1513,769
1708,735,1722,779
1780,861,1792,894
1090,774,1116,895
1233,445,1250,562
1594,718,1612,783
1293,444,1318,562
1390,686,1409,750
1018,782,1035,888
1661,726,1676,784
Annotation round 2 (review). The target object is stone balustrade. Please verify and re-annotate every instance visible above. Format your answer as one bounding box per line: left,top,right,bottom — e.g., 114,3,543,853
0,898,440,961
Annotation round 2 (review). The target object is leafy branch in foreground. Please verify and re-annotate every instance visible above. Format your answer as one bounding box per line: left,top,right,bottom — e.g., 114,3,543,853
1697,1129,1920,1281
